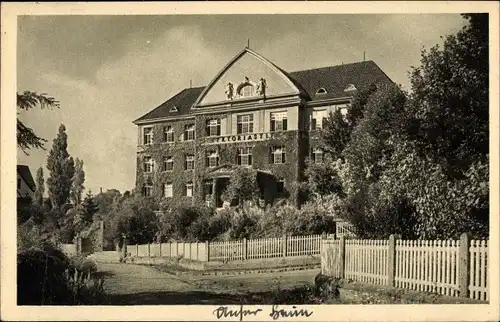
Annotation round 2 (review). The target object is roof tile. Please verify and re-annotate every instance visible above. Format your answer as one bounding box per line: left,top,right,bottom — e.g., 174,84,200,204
134,60,393,123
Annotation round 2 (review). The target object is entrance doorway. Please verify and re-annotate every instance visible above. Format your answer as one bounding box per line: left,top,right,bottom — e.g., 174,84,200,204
215,177,230,208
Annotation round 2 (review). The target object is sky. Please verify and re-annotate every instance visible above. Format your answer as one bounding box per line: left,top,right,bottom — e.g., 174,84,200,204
17,14,466,195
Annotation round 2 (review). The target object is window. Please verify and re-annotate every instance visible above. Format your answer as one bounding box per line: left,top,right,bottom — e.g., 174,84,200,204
143,127,153,145
344,84,357,92
163,156,173,171
143,182,153,197
312,148,324,164
164,126,174,142
206,119,221,137
185,154,195,170
237,114,254,134
239,84,255,97
316,87,328,95
169,106,178,112
184,124,195,141
270,112,287,132
185,182,193,197
277,177,285,194
206,150,219,168
271,146,286,164
311,110,328,130
163,183,173,198
143,156,154,173
237,147,253,166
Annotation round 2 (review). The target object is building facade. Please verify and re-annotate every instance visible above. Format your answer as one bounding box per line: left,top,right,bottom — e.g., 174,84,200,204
17,165,35,205
133,48,393,208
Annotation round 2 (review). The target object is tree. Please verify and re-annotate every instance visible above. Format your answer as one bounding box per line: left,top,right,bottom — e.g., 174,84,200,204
33,167,45,208
46,124,75,209
17,91,59,155
406,13,488,178
221,167,260,207
304,161,343,197
70,158,85,206
321,108,352,157
329,14,489,239
81,190,99,223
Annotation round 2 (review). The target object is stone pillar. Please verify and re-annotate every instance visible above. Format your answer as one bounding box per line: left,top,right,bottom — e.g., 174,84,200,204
459,233,471,298
121,237,128,262
387,234,401,286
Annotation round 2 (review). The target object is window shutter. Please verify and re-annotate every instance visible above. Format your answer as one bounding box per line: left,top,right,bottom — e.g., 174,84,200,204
283,119,288,131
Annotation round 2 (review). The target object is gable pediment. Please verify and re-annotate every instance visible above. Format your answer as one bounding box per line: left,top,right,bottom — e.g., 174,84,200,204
194,48,300,107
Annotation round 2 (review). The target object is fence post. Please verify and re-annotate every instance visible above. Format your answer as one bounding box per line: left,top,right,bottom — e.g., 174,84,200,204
387,234,400,287
339,235,346,279
205,241,210,262
147,243,151,257
459,233,471,298
136,244,139,257
282,235,287,258
159,242,162,257
243,238,248,260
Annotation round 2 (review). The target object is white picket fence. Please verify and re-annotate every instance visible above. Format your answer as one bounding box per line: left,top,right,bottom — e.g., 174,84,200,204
127,233,336,262
208,234,335,262
129,242,207,261
321,235,489,301
345,239,389,286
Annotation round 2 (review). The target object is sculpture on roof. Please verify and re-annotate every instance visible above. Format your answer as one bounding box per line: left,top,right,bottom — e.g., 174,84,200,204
225,82,234,100
256,78,267,96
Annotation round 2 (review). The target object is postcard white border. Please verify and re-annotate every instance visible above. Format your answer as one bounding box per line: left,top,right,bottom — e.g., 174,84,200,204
1,2,499,321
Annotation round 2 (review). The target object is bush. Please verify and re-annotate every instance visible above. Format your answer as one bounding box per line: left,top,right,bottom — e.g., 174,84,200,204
17,226,104,305
70,255,98,275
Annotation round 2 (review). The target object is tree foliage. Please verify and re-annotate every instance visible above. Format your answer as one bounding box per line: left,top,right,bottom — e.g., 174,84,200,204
312,14,489,239
46,124,75,209
405,13,488,178
222,167,260,206
33,167,45,208
70,158,85,206
17,91,60,155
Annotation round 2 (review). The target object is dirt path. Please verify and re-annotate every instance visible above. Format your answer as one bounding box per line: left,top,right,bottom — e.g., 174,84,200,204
97,262,242,305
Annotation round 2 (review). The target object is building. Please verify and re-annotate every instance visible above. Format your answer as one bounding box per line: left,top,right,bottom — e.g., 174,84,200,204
133,48,394,208
17,165,35,205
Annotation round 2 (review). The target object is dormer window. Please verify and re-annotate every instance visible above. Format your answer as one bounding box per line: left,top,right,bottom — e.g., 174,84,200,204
316,88,328,95
344,84,357,92
169,106,178,112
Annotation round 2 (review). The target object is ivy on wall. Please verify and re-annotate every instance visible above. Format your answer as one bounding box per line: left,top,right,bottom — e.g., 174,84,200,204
135,112,311,209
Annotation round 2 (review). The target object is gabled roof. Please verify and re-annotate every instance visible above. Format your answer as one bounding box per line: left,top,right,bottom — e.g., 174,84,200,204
133,87,204,123
134,56,393,123
288,60,393,101
17,165,35,191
